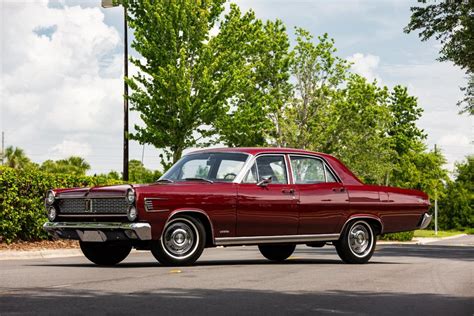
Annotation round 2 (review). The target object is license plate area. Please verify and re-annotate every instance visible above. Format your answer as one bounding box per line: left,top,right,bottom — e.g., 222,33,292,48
76,230,107,242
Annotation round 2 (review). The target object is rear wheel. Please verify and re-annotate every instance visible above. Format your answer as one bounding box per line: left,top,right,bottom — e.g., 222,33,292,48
258,244,296,262
335,220,376,264
79,241,132,266
151,215,205,266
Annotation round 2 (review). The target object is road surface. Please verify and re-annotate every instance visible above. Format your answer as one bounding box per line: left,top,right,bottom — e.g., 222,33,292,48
1,240,473,315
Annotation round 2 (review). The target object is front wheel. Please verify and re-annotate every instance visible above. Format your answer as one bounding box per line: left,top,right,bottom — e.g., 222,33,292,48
151,215,205,266
335,220,376,264
79,241,132,266
258,244,296,262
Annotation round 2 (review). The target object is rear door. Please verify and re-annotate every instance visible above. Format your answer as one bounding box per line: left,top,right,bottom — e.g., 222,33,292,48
289,155,349,234
236,154,298,237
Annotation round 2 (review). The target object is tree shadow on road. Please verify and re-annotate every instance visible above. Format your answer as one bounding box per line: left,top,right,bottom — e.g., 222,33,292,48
0,287,471,315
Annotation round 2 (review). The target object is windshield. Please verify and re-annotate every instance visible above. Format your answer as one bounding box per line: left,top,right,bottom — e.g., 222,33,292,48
160,152,249,182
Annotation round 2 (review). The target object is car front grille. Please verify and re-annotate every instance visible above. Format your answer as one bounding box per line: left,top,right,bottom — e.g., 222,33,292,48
58,198,128,215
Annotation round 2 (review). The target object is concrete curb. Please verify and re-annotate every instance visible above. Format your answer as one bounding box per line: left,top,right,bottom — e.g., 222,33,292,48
0,248,83,261
377,234,468,246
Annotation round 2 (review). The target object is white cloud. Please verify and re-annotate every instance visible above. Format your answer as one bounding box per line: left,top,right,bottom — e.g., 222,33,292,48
347,53,381,83
50,140,92,159
0,1,125,173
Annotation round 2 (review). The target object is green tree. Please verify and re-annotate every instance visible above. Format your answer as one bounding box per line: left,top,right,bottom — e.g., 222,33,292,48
40,156,90,176
438,156,473,230
327,75,394,184
280,29,349,149
3,146,32,170
124,0,286,168
405,0,474,114
214,8,292,147
128,159,162,183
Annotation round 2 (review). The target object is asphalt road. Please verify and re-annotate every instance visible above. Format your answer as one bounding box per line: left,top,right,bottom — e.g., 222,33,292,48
1,241,473,316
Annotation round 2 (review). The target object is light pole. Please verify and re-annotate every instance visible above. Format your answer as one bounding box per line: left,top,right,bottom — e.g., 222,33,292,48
102,0,129,181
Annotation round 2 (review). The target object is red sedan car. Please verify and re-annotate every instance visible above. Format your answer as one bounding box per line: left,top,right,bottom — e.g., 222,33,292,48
43,147,431,266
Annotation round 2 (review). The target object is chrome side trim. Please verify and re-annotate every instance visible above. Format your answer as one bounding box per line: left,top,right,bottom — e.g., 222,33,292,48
419,213,432,229
214,233,340,246
144,197,170,212
43,221,152,240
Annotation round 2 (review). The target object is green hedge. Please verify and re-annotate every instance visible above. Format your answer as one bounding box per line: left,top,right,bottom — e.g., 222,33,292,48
0,166,122,243
379,231,414,241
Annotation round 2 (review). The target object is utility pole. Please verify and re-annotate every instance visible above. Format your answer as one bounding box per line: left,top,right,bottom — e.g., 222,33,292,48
123,6,129,181
434,144,438,235
102,0,129,181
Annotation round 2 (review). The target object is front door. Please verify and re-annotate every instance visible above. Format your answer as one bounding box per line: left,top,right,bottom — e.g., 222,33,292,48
236,155,298,237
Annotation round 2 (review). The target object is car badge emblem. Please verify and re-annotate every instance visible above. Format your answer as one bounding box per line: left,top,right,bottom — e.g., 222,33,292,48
85,199,92,212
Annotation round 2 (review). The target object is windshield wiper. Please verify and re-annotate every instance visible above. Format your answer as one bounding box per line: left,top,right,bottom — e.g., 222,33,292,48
156,179,174,183
183,177,214,183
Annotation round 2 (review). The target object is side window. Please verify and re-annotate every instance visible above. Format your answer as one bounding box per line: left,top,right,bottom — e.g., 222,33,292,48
290,156,325,184
180,159,210,179
242,163,258,183
325,164,337,182
215,159,245,181
255,155,288,184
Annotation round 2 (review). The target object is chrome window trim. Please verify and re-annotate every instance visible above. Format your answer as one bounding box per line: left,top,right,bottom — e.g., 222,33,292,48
239,153,290,185
288,153,341,184
215,233,340,246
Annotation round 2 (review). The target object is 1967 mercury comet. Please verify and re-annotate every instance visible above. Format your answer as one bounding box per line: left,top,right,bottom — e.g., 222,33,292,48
43,147,432,266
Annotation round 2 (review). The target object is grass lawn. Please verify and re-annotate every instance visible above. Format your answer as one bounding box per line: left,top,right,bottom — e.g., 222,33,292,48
414,229,470,238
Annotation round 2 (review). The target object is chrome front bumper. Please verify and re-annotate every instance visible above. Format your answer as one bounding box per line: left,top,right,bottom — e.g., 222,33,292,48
43,222,152,242
418,213,432,229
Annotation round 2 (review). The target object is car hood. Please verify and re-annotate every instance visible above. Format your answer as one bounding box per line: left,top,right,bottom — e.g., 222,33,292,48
54,184,133,198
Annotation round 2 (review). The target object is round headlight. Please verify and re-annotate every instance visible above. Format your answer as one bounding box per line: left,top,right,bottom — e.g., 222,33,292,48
47,207,57,221
46,190,55,205
127,206,137,221
126,189,135,204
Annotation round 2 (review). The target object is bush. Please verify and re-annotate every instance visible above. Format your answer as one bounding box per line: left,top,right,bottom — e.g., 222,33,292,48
379,231,414,241
0,166,122,243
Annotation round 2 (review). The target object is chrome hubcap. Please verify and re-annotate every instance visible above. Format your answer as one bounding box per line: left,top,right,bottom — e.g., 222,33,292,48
348,223,372,257
163,222,195,258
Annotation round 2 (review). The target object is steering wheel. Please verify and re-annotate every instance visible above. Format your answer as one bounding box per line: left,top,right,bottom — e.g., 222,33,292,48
223,173,237,180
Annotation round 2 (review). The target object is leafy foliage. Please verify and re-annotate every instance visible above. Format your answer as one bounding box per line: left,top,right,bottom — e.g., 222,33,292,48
379,231,414,242
438,156,473,230
40,156,90,176
0,166,122,243
405,0,474,114
3,146,33,170
128,159,162,183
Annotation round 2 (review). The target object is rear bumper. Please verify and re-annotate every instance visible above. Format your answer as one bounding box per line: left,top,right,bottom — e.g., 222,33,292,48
418,213,432,230
43,221,152,242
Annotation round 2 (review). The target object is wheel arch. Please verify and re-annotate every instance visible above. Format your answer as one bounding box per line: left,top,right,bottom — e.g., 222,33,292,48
340,215,384,236
166,209,215,247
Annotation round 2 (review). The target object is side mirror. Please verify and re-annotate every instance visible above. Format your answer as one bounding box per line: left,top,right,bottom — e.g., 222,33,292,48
257,176,272,187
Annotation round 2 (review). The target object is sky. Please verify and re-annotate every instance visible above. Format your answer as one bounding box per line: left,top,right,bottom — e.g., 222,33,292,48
0,0,472,175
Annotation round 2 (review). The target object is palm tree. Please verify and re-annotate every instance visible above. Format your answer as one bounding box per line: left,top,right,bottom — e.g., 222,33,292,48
4,146,31,169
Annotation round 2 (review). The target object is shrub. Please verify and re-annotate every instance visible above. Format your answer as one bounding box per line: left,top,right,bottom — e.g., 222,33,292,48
0,166,122,243
379,231,414,241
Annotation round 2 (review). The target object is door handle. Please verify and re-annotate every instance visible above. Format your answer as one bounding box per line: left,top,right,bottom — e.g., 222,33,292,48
332,187,346,193
282,189,295,195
